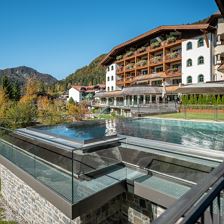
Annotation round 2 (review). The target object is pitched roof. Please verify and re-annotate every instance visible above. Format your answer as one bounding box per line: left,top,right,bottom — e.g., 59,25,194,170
101,24,215,65
95,86,163,98
175,83,224,94
215,0,224,16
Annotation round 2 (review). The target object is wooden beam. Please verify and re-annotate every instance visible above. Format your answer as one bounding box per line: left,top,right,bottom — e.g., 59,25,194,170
201,30,209,48
215,0,224,17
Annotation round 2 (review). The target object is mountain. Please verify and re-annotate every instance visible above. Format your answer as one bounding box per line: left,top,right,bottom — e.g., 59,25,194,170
64,54,106,86
0,66,57,86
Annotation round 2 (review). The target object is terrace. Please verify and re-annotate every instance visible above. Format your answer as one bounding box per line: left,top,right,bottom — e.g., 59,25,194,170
0,118,224,223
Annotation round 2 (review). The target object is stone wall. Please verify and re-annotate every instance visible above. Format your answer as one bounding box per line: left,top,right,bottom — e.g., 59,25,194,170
0,164,164,224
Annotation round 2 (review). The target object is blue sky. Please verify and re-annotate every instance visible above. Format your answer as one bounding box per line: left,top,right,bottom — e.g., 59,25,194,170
0,0,218,80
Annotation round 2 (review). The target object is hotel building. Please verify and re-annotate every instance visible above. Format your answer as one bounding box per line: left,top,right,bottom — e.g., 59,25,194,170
95,12,224,115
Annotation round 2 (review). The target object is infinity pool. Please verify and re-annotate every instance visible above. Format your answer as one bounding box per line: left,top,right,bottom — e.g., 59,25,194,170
35,118,224,151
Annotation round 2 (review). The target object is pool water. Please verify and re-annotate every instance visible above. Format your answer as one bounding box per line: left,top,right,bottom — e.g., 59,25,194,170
116,118,224,151
37,120,116,142
36,118,224,151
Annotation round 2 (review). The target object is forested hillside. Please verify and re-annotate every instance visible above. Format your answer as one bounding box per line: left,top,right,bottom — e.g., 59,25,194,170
53,54,106,93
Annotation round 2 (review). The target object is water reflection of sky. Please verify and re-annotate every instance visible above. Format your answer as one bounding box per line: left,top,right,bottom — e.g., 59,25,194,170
38,119,224,151
115,119,224,151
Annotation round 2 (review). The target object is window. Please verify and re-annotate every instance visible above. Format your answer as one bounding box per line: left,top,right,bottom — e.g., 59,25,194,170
198,56,204,65
107,67,110,72
111,86,114,91
107,87,110,91
198,38,204,47
111,76,114,81
187,76,192,84
186,42,192,50
151,80,162,86
111,65,114,70
198,74,204,83
107,76,110,81
172,79,181,85
187,59,192,67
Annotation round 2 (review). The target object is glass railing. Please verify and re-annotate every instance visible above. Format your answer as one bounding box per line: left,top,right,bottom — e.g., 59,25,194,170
0,127,145,204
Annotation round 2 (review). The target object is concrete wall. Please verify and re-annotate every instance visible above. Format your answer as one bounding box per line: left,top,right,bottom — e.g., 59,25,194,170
182,33,213,84
0,163,164,224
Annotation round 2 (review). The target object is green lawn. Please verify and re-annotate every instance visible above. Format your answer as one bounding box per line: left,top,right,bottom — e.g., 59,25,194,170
150,112,224,121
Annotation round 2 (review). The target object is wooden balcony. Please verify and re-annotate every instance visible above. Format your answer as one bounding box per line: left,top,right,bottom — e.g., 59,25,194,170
115,39,182,65
166,69,181,78
165,52,181,63
117,67,124,74
116,80,124,86
149,57,163,66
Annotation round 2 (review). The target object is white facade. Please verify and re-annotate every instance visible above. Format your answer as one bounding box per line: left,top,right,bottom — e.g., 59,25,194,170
68,87,82,102
106,63,118,91
182,33,213,85
214,18,224,81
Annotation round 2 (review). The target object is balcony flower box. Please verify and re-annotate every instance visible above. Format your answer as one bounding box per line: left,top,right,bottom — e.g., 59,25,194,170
116,55,123,60
124,51,134,58
167,36,177,44
167,51,179,59
151,56,162,64
125,63,135,70
136,60,147,67
150,41,161,49
136,46,147,53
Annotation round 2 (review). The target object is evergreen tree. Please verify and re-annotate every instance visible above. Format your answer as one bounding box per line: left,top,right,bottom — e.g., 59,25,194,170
217,95,222,105
193,95,198,104
222,95,224,104
198,95,202,104
212,95,217,105
11,80,21,101
189,95,194,104
202,95,207,104
206,95,212,104
2,76,13,99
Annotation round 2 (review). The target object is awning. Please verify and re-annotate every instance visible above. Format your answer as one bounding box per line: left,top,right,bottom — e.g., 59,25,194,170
175,83,224,94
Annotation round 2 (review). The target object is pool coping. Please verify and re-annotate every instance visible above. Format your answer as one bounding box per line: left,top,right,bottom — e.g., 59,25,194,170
26,126,118,145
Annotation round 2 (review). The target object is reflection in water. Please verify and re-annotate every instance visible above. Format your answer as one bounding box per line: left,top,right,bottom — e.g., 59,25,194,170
37,118,224,151
115,119,224,151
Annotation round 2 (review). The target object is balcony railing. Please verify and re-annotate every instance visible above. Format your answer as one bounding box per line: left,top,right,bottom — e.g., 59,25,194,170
150,56,163,65
165,52,181,61
115,39,182,64
152,161,224,224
